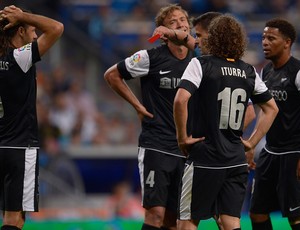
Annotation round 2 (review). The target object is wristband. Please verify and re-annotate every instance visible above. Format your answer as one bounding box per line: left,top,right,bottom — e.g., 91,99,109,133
172,30,189,45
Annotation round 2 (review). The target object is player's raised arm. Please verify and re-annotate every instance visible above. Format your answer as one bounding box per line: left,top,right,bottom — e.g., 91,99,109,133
0,5,64,56
152,25,197,50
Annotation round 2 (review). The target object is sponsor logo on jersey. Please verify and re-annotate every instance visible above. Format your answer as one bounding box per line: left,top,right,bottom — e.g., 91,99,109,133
269,89,288,101
159,70,171,75
159,77,180,89
289,206,300,212
281,77,288,83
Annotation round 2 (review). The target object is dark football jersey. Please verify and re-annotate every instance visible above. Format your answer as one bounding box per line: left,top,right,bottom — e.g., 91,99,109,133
262,56,300,152
179,55,272,167
0,42,41,147
117,45,194,157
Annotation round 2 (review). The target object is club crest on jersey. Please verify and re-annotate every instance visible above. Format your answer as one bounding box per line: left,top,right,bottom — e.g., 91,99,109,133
160,77,180,89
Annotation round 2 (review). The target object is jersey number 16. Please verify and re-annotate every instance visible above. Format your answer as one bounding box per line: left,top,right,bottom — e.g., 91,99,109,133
218,87,247,130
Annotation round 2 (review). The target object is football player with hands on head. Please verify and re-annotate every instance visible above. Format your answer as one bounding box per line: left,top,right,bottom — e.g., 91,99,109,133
0,4,63,230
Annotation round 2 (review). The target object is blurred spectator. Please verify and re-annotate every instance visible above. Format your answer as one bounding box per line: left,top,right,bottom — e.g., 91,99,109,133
50,66,71,93
106,116,128,145
37,98,85,198
207,0,229,12
66,78,107,145
88,5,118,42
49,90,78,146
39,135,85,197
269,0,293,15
227,0,257,19
177,0,210,14
124,119,139,144
102,181,144,219
137,0,173,17
37,99,62,146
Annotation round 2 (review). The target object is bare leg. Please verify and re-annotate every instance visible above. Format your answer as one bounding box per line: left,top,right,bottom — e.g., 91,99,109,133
177,219,199,230
2,211,25,229
144,206,166,228
219,214,240,230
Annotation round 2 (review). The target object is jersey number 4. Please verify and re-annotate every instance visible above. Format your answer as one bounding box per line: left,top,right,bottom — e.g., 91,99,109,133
146,170,155,188
218,87,246,130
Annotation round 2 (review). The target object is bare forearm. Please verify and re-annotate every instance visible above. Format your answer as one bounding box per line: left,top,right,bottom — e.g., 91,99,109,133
104,65,142,111
1,5,63,55
172,29,197,50
173,89,190,141
243,104,256,131
248,99,278,147
153,26,196,50
21,12,63,35
174,102,188,141
110,79,142,110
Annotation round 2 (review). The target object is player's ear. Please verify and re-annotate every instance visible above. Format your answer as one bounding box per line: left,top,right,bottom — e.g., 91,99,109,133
18,26,25,37
284,38,291,49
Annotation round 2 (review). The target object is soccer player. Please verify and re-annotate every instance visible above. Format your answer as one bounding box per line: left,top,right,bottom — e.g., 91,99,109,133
0,5,64,230
104,4,193,230
153,12,256,169
249,18,300,230
192,11,256,137
172,14,278,230
192,12,222,56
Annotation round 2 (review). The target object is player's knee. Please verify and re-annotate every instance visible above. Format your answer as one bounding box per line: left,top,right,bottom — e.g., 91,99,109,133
3,211,25,229
288,216,300,225
249,212,269,222
145,208,165,226
250,214,272,230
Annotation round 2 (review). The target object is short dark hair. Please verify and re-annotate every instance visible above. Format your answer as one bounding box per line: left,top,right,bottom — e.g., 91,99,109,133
192,12,222,30
265,18,297,44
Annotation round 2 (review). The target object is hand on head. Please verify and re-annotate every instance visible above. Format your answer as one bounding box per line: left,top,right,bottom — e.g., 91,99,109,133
0,5,23,30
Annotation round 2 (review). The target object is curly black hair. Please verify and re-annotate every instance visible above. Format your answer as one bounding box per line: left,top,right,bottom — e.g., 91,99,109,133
265,18,297,44
207,14,247,60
